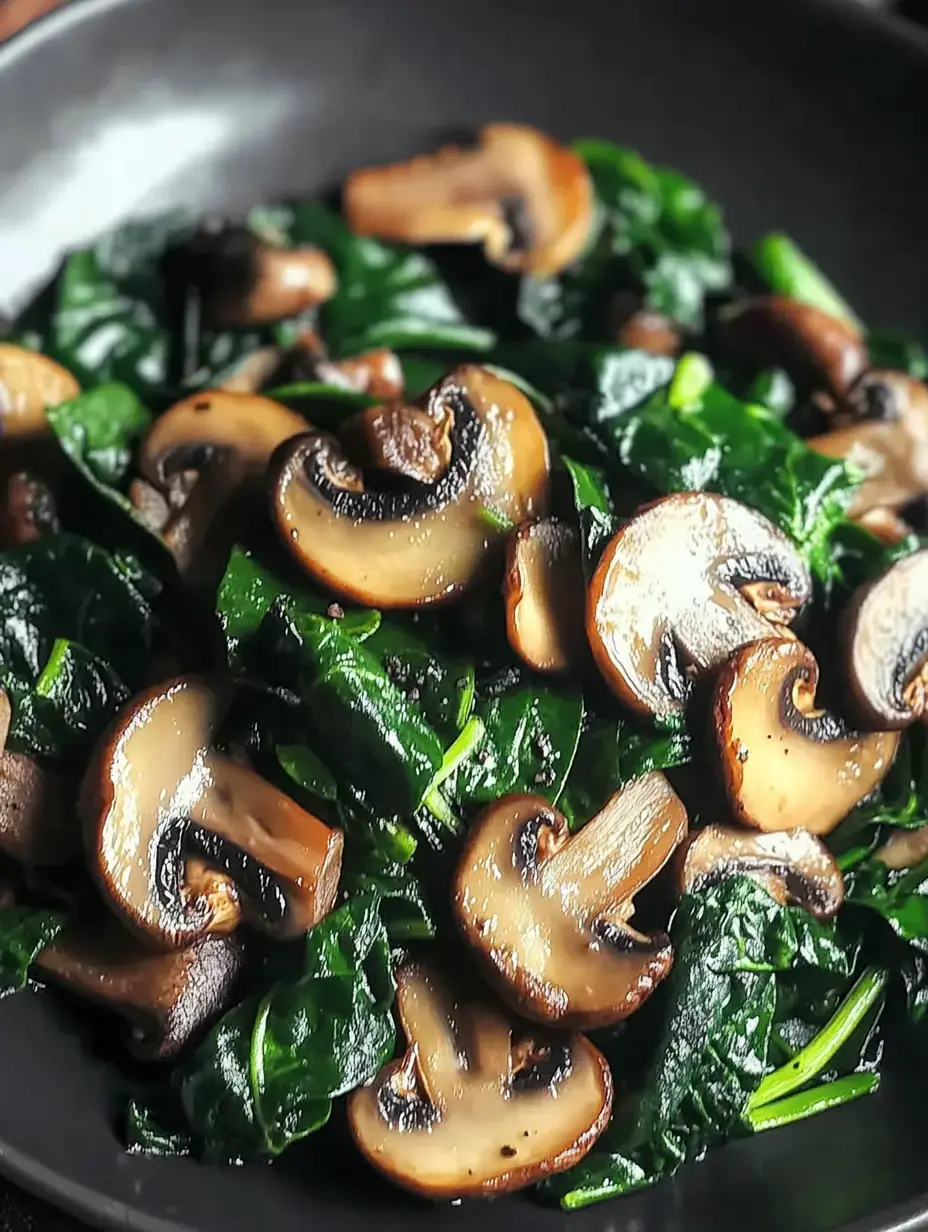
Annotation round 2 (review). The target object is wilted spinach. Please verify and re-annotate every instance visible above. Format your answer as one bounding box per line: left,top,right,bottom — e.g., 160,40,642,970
0,905,66,998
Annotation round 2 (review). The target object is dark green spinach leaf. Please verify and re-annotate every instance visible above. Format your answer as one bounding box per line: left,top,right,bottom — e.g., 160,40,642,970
0,905,66,997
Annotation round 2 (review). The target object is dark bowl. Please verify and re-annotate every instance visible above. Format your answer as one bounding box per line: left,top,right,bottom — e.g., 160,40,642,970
2,1,928,1230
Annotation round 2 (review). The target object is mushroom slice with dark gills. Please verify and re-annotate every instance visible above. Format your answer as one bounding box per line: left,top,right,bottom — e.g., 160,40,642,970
0,343,80,440
808,371,928,517
843,548,928,729
138,391,308,580
347,962,612,1199
453,773,687,1029
171,221,337,328
674,823,844,920
587,492,812,722
82,676,343,950
503,517,585,674
270,366,550,608
344,124,593,278
37,920,245,1060
713,638,900,836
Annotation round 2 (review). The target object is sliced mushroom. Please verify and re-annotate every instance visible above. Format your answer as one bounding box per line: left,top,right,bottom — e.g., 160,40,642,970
139,391,308,579
717,296,866,398
713,638,899,836
617,309,682,357
217,346,287,394
504,518,585,674
0,471,59,546
0,344,79,439
588,492,812,721
82,676,343,950
345,124,593,278
453,774,686,1028
37,920,245,1059
843,548,928,729
808,372,928,516
674,823,844,919
348,962,612,1199
175,223,337,328
270,366,550,608
855,506,913,547
875,824,928,870
0,688,78,867
313,349,405,402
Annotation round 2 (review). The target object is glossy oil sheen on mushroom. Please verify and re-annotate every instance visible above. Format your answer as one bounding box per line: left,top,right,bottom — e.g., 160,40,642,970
270,366,550,608
453,773,687,1028
83,676,343,949
843,548,928,728
347,962,612,1198
504,517,585,673
588,492,812,721
712,638,900,836
0,343,79,438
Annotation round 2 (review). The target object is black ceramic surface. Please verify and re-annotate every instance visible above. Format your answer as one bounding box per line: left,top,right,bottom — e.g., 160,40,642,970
2,0,928,1228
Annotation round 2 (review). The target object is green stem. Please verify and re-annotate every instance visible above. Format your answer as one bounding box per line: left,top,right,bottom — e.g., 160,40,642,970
747,966,887,1112
35,639,69,696
747,1072,879,1133
748,233,862,329
668,352,713,410
422,716,485,823
478,504,515,533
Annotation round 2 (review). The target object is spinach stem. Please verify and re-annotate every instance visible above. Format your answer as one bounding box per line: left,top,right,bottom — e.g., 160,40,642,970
667,352,713,410
749,233,862,329
35,638,69,696
422,716,485,831
747,966,887,1112
747,1072,879,1133
477,504,515,533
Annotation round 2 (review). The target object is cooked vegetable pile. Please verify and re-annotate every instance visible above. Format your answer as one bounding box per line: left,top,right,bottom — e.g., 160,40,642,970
0,123,926,1208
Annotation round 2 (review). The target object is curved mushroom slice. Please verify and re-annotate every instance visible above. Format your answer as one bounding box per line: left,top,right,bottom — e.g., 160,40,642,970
717,296,866,398
616,309,682,357
270,366,550,608
809,372,928,516
313,349,405,402
348,962,612,1199
139,391,308,579
0,471,59,546
37,921,245,1060
0,344,79,439
876,824,928,870
453,774,687,1029
82,676,343,950
674,823,844,919
844,549,928,729
345,124,593,278
339,401,452,485
0,687,78,867
713,638,899,836
504,518,585,674
588,492,812,721
855,506,913,547
176,223,337,328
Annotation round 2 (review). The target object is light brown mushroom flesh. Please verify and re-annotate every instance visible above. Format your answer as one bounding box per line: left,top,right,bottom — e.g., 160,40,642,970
674,823,844,919
843,548,928,729
0,344,79,439
270,366,550,608
0,471,59,546
587,492,812,721
713,638,900,836
504,518,585,673
453,773,687,1028
348,961,612,1199
82,676,343,950
345,124,593,278
37,921,245,1059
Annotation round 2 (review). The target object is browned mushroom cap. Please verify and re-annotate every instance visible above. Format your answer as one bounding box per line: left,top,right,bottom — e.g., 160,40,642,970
808,372,928,516
178,223,336,328
588,492,812,721
347,961,612,1199
139,391,308,578
270,366,550,608
843,548,928,729
674,823,844,919
0,471,59,546
504,518,585,674
82,676,343,950
0,688,78,867
0,344,80,439
717,296,866,397
713,638,900,836
875,824,928,870
453,774,687,1029
313,349,405,402
345,125,593,278
617,310,682,357
36,920,245,1059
